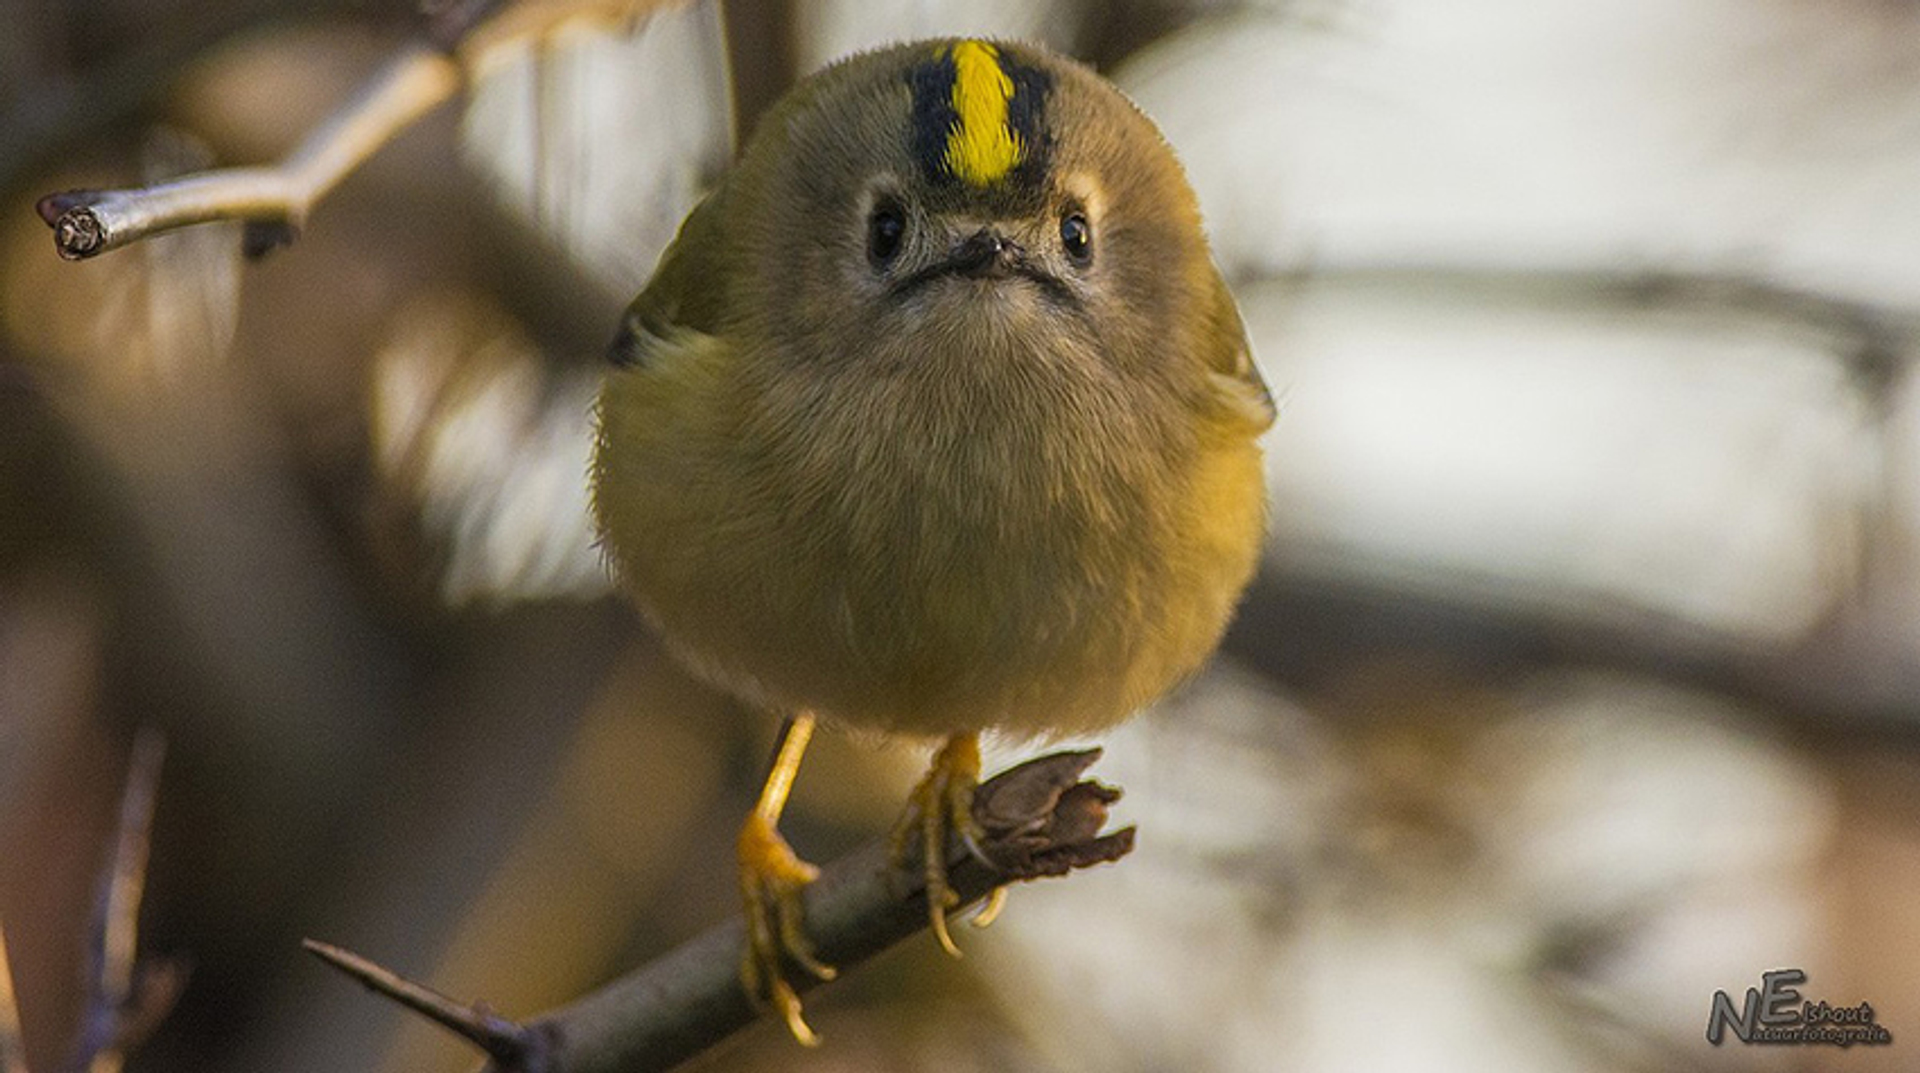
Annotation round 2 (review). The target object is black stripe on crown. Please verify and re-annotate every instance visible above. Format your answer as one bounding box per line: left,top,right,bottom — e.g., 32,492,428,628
1001,55,1052,188
908,51,960,186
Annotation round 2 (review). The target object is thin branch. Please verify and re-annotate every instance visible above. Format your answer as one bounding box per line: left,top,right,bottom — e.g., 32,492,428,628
0,925,27,1073
36,46,461,260
0,731,176,1073
301,941,546,1067
70,729,183,1073
98,731,164,1008
308,749,1134,1073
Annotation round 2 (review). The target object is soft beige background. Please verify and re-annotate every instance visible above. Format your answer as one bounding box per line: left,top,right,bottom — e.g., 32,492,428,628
3,2,1916,1071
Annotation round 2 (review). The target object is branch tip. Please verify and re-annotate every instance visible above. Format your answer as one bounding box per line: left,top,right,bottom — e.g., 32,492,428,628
36,191,110,259
301,940,539,1067
52,207,105,260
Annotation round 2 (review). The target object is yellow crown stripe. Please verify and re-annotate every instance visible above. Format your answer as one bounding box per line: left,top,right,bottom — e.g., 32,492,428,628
944,41,1023,186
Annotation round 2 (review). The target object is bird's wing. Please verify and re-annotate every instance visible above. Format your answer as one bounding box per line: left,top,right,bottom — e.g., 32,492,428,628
1204,272,1277,433
608,188,733,367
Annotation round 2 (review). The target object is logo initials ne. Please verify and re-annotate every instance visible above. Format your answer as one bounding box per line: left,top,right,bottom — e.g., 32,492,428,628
1706,969,1806,1044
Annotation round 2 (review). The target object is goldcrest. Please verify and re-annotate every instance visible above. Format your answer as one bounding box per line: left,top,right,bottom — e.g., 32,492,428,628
591,36,1272,1043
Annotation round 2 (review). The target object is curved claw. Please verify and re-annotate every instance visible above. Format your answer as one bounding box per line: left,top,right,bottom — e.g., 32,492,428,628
971,886,1009,929
737,812,835,1045
767,978,818,1048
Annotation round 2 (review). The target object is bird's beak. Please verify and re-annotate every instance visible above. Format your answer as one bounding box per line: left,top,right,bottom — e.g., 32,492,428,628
945,228,1023,279
890,225,1068,303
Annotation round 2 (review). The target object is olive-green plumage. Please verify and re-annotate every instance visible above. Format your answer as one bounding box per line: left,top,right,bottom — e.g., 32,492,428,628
592,38,1273,743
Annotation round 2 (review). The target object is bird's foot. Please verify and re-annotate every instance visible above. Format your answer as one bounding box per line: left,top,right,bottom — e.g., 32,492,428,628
737,811,836,1045
889,731,1007,956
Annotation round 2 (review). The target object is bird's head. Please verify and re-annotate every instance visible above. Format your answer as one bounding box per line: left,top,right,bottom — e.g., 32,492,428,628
732,38,1215,378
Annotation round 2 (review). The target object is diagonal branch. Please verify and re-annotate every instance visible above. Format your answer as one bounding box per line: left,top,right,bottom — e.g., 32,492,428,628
36,46,461,261
301,941,544,1067
308,749,1134,1073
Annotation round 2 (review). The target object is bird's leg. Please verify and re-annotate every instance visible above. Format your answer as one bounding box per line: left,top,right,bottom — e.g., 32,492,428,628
737,712,835,1045
888,731,1007,957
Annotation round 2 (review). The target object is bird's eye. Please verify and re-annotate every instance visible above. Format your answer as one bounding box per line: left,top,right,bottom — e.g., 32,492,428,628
868,200,906,268
1060,212,1092,266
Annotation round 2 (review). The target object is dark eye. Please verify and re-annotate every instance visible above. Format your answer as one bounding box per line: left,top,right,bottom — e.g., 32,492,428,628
868,200,905,268
1060,212,1092,265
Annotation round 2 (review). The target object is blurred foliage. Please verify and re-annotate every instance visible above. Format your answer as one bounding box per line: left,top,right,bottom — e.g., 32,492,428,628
3,2,1919,1073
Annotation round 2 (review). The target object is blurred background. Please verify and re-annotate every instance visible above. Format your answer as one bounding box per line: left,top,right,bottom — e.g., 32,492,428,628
3,1,1918,1070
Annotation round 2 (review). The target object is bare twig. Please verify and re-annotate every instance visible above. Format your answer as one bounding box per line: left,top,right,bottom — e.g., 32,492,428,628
36,46,461,260
0,730,183,1073
98,732,164,1007
0,925,26,1073
308,749,1134,1073
301,941,548,1067
69,729,184,1073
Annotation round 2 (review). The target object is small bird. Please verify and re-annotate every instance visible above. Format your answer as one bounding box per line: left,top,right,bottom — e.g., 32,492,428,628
592,37,1272,1042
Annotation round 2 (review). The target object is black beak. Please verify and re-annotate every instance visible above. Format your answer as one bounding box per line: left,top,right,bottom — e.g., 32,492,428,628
946,228,1022,278
889,226,1077,307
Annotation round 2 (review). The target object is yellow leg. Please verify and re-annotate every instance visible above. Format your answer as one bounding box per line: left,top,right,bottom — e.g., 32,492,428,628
888,732,1005,958
738,712,835,1046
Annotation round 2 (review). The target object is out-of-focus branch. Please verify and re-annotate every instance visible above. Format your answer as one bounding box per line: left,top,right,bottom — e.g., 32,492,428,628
0,730,182,1073
72,729,186,1073
308,749,1135,1073
36,46,460,261
0,925,26,1073
98,732,164,1009
31,0,688,262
